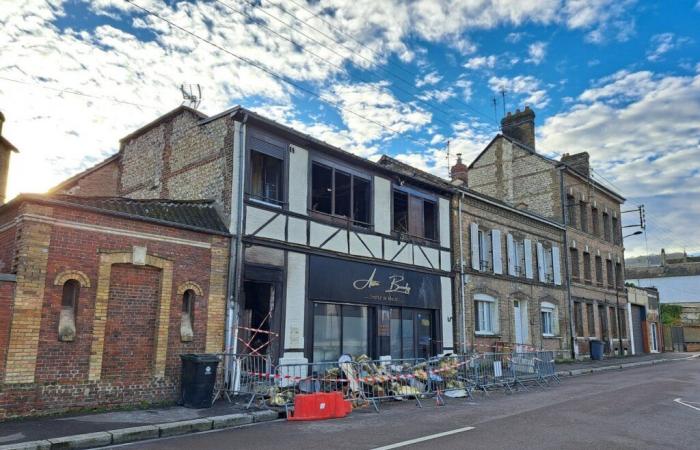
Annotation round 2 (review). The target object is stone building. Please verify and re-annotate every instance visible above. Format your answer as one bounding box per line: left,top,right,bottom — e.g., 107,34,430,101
0,194,230,418
626,285,662,354
466,107,629,357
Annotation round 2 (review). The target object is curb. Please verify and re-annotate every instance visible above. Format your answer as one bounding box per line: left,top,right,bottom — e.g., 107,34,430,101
0,410,283,450
556,356,693,378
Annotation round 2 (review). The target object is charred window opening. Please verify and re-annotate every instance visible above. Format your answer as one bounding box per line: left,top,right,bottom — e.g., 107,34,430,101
592,207,600,236
311,163,333,214
311,162,371,226
583,252,592,284
353,177,370,225
606,259,614,289
392,189,439,241
566,194,576,227
393,191,409,233
423,200,437,241
250,150,283,205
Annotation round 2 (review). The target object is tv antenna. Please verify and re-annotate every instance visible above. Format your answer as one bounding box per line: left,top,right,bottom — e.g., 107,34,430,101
180,84,202,109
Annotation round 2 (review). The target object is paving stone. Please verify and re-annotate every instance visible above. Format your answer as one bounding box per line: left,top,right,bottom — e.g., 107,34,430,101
109,426,159,445
211,413,253,429
48,432,112,449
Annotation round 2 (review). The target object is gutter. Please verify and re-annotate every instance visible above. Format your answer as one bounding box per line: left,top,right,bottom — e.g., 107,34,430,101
224,112,248,385
458,192,467,354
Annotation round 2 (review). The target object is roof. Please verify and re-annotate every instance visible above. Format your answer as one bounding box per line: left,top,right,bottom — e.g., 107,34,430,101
468,133,625,202
0,136,18,152
2,194,230,236
48,154,119,193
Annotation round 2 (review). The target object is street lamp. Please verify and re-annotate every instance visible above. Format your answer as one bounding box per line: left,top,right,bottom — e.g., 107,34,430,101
623,230,642,239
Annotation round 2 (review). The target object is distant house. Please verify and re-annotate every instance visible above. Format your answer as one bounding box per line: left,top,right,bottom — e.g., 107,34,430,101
626,249,700,304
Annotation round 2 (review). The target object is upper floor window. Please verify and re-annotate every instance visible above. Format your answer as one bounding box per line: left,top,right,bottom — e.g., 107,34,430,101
513,239,526,276
311,162,371,227
615,262,623,288
612,216,620,244
583,251,592,284
606,259,614,289
392,189,438,241
579,201,588,233
592,206,600,236
595,255,603,286
566,194,577,227
603,212,611,241
478,229,493,271
570,247,580,281
249,150,284,206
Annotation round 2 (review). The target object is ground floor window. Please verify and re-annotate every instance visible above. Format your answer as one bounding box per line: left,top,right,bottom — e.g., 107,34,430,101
474,294,497,334
389,308,434,360
312,303,368,362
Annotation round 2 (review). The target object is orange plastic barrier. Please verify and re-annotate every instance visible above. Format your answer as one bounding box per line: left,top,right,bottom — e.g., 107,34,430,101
287,392,351,421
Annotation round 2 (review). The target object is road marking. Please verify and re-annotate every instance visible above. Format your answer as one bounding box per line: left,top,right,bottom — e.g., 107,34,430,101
674,398,700,411
371,426,476,450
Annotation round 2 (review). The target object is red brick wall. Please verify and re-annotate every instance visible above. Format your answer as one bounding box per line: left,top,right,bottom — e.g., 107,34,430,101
0,202,228,419
59,158,120,197
0,205,17,273
0,280,15,382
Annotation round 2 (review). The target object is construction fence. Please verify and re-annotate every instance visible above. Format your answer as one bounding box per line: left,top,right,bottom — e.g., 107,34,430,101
214,351,560,413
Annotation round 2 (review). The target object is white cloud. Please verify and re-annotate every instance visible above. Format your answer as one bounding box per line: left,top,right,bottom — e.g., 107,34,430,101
415,71,442,88
646,33,690,62
488,75,550,108
463,55,497,70
455,78,473,102
539,69,700,253
563,0,637,43
505,32,526,43
525,41,547,65
418,87,456,103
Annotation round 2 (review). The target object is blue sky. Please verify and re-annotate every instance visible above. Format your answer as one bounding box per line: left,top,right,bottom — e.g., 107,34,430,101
1,0,699,257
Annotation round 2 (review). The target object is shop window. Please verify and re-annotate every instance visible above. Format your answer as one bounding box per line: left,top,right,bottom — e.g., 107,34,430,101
579,201,588,232
181,289,195,342
606,260,614,289
586,304,595,337
312,303,368,362
595,256,603,287
474,294,497,334
311,162,371,226
570,248,580,282
392,189,439,241
58,279,80,342
583,252,592,284
249,150,283,205
541,302,556,336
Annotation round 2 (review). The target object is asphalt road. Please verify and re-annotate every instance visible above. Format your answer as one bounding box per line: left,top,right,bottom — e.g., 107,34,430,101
108,358,700,450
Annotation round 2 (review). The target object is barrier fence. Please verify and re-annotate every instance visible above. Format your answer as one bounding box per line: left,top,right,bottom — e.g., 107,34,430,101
211,351,560,412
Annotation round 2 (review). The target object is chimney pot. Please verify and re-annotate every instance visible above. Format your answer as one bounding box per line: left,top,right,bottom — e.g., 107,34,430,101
450,153,469,185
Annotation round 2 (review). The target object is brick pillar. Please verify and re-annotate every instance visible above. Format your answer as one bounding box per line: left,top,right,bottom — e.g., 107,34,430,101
4,207,53,383
206,236,228,353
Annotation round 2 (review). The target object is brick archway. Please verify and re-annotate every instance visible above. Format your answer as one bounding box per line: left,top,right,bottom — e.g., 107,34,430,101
88,249,173,381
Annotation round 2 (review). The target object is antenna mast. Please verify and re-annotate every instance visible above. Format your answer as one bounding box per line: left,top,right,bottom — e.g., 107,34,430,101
180,84,202,109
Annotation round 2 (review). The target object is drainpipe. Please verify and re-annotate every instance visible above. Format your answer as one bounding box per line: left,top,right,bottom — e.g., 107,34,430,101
224,112,248,385
558,166,576,360
458,192,467,354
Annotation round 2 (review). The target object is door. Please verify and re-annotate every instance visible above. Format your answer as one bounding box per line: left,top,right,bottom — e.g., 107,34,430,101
415,310,433,360
671,326,684,352
630,305,646,355
514,300,528,353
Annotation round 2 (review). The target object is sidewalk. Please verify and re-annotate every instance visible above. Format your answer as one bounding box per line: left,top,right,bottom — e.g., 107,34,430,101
0,400,281,449
556,351,698,376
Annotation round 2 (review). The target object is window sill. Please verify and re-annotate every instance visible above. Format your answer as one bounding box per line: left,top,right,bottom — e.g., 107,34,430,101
247,196,285,209
543,335,561,339
475,331,499,337
390,231,440,246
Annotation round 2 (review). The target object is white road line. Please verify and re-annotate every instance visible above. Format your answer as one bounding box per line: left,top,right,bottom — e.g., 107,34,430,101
674,398,700,411
371,426,476,450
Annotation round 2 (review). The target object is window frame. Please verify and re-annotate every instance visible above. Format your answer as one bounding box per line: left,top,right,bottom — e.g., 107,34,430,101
309,160,373,228
474,294,498,335
570,247,580,282
391,186,440,243
540,302,556,337
246,133,288,208
180,289,196,342
311,302,370,362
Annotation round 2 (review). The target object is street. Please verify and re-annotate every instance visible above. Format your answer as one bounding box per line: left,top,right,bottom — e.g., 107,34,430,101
107,358,700,450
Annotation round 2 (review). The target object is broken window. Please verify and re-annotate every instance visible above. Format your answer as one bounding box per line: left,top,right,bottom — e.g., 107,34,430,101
181,289,195,342
249,150,283,205
59,280,80,342
393,189,439,241
311,162,371,226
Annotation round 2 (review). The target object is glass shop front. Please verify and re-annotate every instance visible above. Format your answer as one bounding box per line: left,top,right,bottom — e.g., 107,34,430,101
307,255,442,362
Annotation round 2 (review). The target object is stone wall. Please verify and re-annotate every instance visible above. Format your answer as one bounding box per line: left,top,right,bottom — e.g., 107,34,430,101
0,201,229,419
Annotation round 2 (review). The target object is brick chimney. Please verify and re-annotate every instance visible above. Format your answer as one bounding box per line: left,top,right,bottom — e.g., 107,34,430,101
450,153,468,185
501,106,535,149
561,152,590,177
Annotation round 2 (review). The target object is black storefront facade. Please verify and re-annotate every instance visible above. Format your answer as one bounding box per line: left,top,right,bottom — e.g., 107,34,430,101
305,255,444,362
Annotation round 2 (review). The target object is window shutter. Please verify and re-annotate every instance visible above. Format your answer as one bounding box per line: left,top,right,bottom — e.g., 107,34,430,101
552,246,562,285
524,239,533,279
492,230,502,274
506,234,516,276
470,223,480,271
536,242,545,282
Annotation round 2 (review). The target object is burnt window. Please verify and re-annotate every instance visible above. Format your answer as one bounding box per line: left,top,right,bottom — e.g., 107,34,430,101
583,252,592,284
311,162,371,226
595,255,603,286
570,247,580,281
249,150,284,205
392,189,439,241
181,289,195,342
59,280,80,342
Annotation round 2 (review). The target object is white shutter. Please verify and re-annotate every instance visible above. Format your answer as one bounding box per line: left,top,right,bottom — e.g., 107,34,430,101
552,246,562,285
492,230,502,274
507,234,516,276
470,223,480,271
524,239,533,279
537,242,545,282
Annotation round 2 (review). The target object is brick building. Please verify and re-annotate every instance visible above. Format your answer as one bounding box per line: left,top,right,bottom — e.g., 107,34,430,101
0,194,230,418
466,107,629,357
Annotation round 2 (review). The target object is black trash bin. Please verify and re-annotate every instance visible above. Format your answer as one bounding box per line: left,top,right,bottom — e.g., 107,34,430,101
590,340,605,361
180,354,220,408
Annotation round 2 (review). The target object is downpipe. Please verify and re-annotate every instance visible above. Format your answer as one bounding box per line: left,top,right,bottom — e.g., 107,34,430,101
458,192,467,354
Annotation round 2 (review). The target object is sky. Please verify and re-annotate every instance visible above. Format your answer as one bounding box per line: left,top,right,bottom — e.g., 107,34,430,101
1,0,699,257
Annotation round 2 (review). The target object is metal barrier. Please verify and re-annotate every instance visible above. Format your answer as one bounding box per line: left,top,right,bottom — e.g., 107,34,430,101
215,353,272,408
534,351,560,385
425,354,476,405
354,357,429,412
510,352,541,390
468,352,517,394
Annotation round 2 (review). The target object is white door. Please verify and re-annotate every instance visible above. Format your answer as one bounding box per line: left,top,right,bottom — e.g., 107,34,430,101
514,300,527,353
